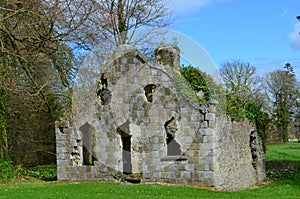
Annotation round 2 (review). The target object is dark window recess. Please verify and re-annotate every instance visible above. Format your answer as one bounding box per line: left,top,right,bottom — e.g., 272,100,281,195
99,89,112,105
97,73,112,105
144,84,156,102
164,117,181,156
79,122,97,165
136,54,146,64
58,127,64,133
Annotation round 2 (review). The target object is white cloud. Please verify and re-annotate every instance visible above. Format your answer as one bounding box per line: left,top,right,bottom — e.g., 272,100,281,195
288,23,300,50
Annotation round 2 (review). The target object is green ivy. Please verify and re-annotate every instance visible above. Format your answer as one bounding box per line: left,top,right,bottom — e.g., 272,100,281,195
180,66,211,101
166,67,202,104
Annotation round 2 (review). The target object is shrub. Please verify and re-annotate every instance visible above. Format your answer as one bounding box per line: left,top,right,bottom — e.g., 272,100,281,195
266,169,300,180
0,159,24,182
26,165,57,181
111,171,125,182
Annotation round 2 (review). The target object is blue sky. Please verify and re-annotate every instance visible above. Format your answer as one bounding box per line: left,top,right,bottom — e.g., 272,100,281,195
169,0,300,78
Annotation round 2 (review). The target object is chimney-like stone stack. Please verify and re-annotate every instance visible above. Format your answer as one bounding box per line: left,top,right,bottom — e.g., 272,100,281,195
155,45,180,71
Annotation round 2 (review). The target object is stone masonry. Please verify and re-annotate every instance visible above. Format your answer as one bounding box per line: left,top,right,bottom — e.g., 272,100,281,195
56,44,266,191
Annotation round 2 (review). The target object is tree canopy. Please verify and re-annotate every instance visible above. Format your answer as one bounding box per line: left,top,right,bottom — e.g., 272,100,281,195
0,0,174,163
265,63,299,142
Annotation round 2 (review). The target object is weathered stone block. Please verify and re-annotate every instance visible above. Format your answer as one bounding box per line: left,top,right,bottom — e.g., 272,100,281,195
57,160,70,166
55,120,69,128
195,164,205,171
208,121,216,128
184,136,193,143
187,158,196,166
191,171,205,179
86,166,92,172
205,113,215,121
203,178,211,187
164,165,170,172
152,172,162,178
208,105,217,113
201,121,208,128
200,129,214,136
166,172,176,179
180,171,191,179
185,164,195,171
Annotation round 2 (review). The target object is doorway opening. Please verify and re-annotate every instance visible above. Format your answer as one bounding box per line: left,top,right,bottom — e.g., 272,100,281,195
117,121,132,174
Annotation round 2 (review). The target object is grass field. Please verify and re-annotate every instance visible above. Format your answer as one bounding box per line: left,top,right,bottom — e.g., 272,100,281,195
0,178,299,199
0,143,299,199
265,142,300,162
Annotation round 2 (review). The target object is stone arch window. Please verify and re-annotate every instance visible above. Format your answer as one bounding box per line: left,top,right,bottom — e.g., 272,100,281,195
164,117,181,156
144,84,156,102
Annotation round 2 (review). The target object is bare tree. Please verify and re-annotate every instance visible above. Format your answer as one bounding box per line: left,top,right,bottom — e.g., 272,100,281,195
220,60,263,115
221,59,269,120
91,0,173,46
220,60,259,97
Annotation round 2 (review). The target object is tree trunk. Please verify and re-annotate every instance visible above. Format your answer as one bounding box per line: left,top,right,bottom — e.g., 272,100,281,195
0,89,8,159
117,0,127,44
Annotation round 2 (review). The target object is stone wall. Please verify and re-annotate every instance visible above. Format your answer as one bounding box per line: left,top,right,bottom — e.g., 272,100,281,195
56,44,266,190
214,117,266,190
56,120,116,181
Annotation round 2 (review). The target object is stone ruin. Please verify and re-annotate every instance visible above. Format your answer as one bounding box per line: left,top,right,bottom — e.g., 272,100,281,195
55,44,266,191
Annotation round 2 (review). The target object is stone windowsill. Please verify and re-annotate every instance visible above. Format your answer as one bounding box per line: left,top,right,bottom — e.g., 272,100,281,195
161,156,188,162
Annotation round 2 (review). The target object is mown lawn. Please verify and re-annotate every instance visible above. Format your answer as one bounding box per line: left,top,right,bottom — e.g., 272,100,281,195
265,142,300,162
0,143,299,199
0,179,299,199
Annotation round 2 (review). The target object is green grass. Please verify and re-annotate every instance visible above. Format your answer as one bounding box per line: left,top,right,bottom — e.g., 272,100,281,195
0,180,299,199
265,142,300,180
265,142,300,162
0,143,299,199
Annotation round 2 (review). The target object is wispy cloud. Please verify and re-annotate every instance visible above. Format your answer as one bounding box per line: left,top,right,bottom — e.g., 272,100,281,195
288,22,300,50
170,0,231,16
279,9,288,17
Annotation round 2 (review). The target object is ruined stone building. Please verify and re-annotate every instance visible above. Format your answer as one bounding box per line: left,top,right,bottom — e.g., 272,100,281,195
56,45,266,191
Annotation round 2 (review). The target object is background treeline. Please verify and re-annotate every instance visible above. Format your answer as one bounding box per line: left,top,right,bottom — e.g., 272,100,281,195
181,62,300,148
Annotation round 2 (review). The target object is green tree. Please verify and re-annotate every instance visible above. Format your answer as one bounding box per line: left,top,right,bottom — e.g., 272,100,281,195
266,63,299,143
